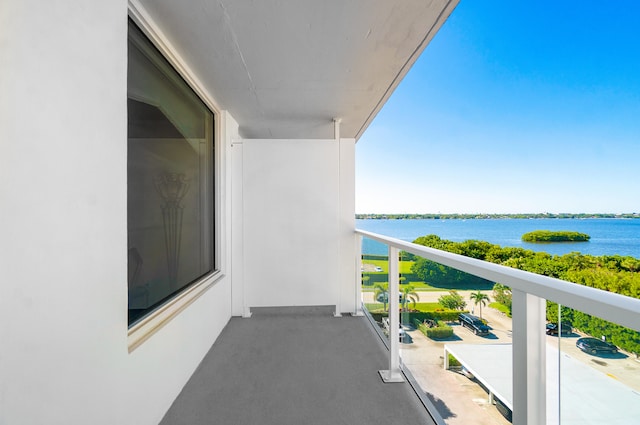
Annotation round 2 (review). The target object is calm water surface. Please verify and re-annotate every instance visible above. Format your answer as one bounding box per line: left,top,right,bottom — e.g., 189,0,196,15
357,218,640,258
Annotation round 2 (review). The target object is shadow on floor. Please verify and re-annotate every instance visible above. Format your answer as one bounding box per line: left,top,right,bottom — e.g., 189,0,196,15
425,391,456,420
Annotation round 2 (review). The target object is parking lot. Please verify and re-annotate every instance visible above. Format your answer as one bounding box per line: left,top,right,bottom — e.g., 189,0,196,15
398,317,513,424
366,289,640,424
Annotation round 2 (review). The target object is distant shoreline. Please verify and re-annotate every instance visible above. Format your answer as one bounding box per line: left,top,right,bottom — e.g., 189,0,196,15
356,213,640,220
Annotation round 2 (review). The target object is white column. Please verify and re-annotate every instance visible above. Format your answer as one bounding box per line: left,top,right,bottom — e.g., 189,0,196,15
231,139,251,318
353,234,364,316
333,118,342,317
338,137,355,315
379,246,404,382
443,347,450,370
512,289,546,425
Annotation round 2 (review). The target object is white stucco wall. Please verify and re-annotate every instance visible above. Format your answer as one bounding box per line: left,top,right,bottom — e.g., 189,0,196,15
236,138,356,313
0,2,234,424
0,1,356,424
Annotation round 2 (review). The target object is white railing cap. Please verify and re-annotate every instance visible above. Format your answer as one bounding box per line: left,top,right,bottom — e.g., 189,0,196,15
356,229,640,332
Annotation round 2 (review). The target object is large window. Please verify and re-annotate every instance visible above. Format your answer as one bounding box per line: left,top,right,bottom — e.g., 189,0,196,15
127,20,215,326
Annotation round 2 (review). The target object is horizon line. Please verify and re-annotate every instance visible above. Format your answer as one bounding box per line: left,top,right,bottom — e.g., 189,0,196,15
355,212,640,216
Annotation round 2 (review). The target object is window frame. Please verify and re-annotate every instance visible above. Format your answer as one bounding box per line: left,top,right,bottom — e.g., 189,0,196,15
127,5,224,352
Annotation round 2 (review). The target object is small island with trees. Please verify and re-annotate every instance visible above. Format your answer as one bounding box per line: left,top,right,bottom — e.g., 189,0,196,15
522,230,590,242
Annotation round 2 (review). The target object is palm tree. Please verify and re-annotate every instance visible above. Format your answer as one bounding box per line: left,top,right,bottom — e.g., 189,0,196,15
373,283,389,312
400,285,419,312
492,283,508,293
470,291,490,320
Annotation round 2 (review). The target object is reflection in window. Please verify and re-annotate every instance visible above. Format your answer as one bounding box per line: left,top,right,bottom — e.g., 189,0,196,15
127,20,215,325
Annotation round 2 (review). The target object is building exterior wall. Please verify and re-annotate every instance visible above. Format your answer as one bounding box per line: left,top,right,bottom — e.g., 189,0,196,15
233,138,356,313
0,2,234,424
1,1,356,424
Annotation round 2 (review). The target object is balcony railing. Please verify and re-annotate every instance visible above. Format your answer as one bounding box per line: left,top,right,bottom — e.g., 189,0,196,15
355,229,640,425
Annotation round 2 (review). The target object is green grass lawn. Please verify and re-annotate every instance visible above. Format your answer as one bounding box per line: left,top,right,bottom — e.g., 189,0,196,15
362,259,414,274
361,282,447,291
364,302,442,313
362,258,492,292
489,302,511,315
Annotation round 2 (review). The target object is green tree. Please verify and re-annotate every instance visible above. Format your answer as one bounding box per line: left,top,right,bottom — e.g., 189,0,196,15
399,250,416,261
373,283,389,312
456,240,496,260
522,230,590,242
438,290,467,310
470,291,490,320
411,235,495,289
400,285,419,312
405,232,640,353
492,283,512,315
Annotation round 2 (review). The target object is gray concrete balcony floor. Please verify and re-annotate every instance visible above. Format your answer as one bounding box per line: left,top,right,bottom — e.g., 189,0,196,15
160,306,436,425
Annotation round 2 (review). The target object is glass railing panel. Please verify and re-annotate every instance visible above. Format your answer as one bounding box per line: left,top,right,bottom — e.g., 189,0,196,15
361,237,390,343
547,305,640,425
357,229,640,425
393,253,514,425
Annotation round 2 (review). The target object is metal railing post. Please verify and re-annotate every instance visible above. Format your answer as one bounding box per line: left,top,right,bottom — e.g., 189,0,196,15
353,233,364,316
512,289,546,425
379,245,404,382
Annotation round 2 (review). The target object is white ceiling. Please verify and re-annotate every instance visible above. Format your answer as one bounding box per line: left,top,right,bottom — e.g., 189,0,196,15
137,0,458,140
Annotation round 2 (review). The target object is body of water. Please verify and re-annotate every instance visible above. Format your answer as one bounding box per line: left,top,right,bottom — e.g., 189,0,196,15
357,218,640,258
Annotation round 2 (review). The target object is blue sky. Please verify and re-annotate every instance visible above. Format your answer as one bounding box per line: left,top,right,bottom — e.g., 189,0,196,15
356,2,640,214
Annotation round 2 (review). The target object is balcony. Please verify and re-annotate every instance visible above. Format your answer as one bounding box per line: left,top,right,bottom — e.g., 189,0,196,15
160,306,437,425
160,230,640,425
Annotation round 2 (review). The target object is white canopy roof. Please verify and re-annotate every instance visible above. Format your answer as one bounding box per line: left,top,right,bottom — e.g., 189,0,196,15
445,343,640,425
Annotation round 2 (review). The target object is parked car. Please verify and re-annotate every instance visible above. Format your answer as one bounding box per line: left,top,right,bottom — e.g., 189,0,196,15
576,337,618,355
546,322,572,336
458,313,490,336
376,292,402,303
